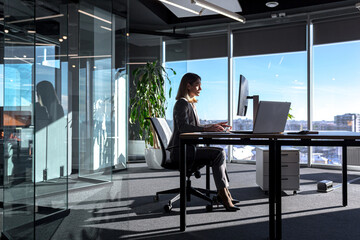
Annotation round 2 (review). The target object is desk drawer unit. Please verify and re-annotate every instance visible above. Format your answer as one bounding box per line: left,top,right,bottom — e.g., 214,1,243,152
256,147,300,191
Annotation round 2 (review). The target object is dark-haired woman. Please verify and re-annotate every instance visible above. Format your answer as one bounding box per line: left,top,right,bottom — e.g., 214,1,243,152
167,73,239,211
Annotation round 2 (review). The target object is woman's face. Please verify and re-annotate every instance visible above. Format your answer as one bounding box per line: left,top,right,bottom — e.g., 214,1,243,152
187,79,202,98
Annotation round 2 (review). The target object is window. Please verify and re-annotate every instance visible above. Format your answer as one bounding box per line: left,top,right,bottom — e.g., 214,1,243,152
312,40,360,165
233,52,307,162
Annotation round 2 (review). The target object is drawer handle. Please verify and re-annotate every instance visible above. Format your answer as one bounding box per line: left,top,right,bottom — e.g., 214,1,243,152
281,164,288,167
281,154,289,156
281,178,289,180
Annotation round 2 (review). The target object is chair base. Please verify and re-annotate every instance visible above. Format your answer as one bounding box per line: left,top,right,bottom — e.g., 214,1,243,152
155,180,217,212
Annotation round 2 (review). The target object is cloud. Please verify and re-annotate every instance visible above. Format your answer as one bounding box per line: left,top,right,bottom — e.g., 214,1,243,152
293,79,304,85
291,86,306,90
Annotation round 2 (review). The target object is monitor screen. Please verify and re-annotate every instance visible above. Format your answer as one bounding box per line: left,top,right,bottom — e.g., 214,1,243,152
237,75,249,116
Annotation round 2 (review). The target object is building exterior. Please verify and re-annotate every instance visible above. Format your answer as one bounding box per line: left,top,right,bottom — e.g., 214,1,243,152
334,113,360,132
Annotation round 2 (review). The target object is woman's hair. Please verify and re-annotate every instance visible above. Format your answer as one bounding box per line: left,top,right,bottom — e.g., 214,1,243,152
175,72,201,103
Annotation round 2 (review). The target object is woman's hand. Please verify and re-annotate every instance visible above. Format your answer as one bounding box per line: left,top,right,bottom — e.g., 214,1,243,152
204,124,224,132
204,122,233,132
218,122,232,132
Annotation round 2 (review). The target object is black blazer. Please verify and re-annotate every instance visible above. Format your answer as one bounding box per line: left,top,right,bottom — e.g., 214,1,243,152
167,99,204,165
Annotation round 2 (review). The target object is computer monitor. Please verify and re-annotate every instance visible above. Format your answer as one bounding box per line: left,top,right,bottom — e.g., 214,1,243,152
237,75,249,116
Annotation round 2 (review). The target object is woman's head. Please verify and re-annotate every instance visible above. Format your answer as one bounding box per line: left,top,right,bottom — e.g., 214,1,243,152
36,81,64,122
176,72,201,103
36,81,59,106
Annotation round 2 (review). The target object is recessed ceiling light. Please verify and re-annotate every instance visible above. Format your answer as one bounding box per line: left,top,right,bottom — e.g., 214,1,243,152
266,1,279,8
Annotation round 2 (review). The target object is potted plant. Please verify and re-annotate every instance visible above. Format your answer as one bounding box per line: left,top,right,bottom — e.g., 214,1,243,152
129,61,175,169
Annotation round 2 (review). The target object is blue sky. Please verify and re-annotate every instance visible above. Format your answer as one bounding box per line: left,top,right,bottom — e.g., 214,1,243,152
166,40,360,121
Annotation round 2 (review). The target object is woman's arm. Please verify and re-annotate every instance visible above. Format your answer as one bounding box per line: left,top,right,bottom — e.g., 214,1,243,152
174,100,227,132
174,100,204,133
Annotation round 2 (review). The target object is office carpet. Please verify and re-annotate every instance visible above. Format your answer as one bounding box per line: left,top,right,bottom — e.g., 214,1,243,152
50,162,360,240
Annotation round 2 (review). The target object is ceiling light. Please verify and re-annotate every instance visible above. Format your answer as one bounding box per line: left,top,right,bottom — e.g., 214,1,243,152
191,0,245,23
160,0,200,15
70,55,111,59
78,10,111,24
266,2,279,8
8,14,64,24
4,29,8,33
63,36,67,39
100,26,112,31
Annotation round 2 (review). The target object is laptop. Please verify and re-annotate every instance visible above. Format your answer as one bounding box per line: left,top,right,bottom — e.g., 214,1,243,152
231,101,291,134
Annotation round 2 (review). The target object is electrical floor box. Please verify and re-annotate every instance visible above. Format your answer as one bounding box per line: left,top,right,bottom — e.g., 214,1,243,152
317,180,333,192
256,147,300,192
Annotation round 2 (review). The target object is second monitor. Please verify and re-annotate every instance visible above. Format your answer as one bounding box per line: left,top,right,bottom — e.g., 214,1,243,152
237,74,259,125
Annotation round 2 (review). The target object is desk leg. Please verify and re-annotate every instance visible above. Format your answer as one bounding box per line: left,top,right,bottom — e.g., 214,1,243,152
275,141,282,240
269,141,275,240
180,141,187,231
342,145,347,207
206,165,210,197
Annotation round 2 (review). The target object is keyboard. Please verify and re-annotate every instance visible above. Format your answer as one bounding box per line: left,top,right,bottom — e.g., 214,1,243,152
230,130,253,134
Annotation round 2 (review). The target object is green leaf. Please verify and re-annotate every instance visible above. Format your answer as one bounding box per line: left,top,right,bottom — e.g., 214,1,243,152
129,61,176,147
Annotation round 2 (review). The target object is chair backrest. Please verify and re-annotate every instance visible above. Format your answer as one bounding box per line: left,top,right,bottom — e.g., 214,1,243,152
148,117,173,168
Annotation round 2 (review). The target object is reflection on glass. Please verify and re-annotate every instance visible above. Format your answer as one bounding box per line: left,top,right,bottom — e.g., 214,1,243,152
3,23,35,240
78,3,113,182
2,1,69,239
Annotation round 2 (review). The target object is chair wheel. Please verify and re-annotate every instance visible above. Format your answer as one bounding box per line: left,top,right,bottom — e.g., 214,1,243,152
153,195,159,202
206,204,213,212
164,204,172,213
293,191,297,195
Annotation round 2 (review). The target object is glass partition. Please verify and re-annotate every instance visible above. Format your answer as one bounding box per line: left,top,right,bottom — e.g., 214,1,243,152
2,0,36,238
2,1,69,239
34,1,69,236
78,1,113,182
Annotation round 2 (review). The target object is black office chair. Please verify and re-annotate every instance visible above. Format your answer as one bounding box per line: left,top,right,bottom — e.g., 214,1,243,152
148,117,217,212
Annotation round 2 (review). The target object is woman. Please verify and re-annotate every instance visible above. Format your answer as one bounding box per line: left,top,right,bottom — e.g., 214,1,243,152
167,72,240,211
36,81,64,124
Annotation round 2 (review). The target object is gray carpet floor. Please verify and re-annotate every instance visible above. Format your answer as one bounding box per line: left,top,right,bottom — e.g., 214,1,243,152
49,162,360,240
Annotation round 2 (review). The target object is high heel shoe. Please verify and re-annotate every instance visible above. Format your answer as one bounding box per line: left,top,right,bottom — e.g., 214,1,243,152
226,188,240,204
216,195,240,207
217,188,240,211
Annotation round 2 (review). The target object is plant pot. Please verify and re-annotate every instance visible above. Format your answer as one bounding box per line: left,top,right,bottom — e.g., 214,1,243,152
145,148,163,169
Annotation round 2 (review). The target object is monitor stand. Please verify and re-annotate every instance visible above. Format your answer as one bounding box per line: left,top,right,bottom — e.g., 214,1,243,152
247,95,259,129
